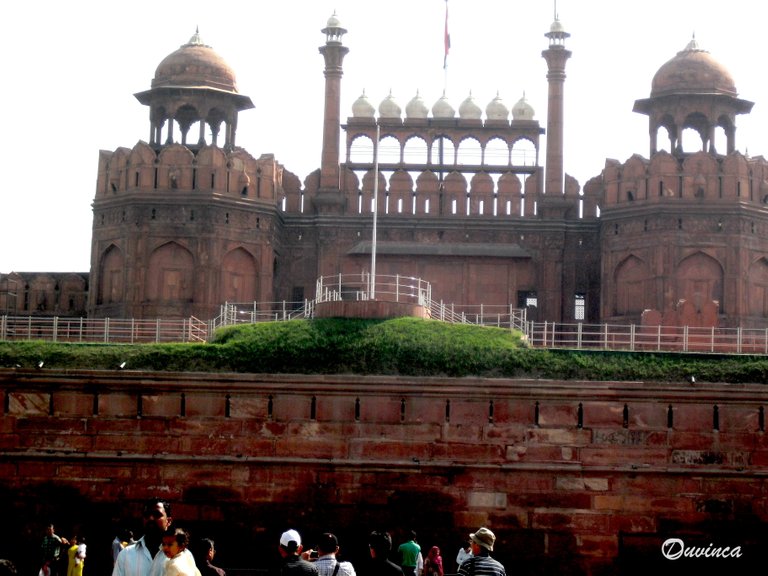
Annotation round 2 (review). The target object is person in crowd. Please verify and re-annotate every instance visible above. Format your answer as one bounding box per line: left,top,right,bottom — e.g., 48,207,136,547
305,533,355,576
124,530,136,547
422,546,443,576
368,531,403,576
162,528,201,576
66,535,85,576
113,498,190,576
40,524,68,576
457,528,505,576
113,532,125,566
195,538,227,576
278,529,318,576
416,552,423,576
455,544,472,573
397,531,420,576
195,538,225,576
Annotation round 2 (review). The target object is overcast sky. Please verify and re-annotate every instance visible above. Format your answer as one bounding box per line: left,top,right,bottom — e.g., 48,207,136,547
2,0,767,272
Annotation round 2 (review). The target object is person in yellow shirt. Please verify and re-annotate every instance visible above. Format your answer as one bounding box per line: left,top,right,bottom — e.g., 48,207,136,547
66,536,85,576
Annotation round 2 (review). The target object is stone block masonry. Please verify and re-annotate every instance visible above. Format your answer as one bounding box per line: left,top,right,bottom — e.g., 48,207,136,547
1,369,766,575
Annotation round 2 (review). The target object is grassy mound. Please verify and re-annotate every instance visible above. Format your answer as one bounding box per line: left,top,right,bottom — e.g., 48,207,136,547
1,317,768,382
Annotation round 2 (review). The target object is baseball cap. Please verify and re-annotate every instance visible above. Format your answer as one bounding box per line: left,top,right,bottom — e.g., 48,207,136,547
280,529,302,548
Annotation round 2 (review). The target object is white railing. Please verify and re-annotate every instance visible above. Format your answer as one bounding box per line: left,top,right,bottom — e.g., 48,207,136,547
214,276,527,334
5,312,768,355
315,272,432,306
0,315,207,344
209,300,314,334
526,321,768,354
428,301,527,332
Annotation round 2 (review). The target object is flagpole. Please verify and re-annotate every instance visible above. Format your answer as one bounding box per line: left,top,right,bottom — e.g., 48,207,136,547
370,124,380,300
443,0,450,94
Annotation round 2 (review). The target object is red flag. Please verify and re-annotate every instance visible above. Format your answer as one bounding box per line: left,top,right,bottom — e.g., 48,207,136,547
443,0,450,69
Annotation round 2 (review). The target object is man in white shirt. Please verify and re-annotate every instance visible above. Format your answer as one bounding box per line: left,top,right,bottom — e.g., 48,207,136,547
112,499,193,576
304,533,355,576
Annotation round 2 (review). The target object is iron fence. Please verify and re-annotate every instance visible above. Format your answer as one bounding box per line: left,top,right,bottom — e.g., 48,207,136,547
527,321,768,354
5,309,768,356
0,315,207,344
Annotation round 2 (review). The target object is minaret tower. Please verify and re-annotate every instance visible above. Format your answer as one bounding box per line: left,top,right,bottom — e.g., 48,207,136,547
316,12,349,212
542,11,571,195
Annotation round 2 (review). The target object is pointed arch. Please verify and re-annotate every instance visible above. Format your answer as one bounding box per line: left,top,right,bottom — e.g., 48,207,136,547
403,135,428,164
675,252,723,310
511,137,537,166
349,134,375,163
747,257,768,317
614,255,653,315
378,135,401,164
221,248,259,303
456,137,482,166
432,136,456,166
98,244,125,305
484,137,510,166
146,242,194,302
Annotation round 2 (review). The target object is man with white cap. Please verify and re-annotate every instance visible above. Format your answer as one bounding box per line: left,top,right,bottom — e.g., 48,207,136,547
457,528,506,576
278,529,318,576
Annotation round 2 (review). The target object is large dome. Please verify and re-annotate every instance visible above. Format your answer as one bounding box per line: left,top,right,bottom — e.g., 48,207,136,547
651,38,737,98
153,30,239,93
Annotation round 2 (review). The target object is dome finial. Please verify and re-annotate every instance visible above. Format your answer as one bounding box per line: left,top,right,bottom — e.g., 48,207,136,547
685,32,700,51
188,27,205,46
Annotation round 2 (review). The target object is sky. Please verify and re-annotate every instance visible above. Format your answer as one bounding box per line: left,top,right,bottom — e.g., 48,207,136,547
2,0,768,272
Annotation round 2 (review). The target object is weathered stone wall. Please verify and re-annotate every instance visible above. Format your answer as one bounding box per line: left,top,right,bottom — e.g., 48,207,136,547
1,369,766,575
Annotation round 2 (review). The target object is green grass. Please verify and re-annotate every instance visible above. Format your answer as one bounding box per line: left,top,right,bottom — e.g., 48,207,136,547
1,317,767,383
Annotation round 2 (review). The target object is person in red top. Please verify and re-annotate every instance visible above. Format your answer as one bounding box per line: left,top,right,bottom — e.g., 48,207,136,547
423,547,443,576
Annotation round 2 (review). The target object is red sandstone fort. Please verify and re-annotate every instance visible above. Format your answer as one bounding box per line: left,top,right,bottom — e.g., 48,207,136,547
1,9,768,576
3,9,768,331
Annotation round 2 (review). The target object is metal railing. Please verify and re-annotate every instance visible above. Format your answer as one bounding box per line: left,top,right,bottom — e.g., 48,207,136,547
209,300,314,334
315,272,432,306
527,321,768,354
214,275,527,334
7,295,768,356
0,315,207,344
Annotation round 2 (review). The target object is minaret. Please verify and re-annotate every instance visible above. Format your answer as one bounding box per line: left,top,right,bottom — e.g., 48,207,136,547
542,13,571,195
317,12,349,211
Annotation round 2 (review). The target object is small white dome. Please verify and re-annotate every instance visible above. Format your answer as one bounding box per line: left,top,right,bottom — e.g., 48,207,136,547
458,93,482,120
485,93,509,121
352,91,376,118
322,11,347,42
550,19,566,34
546,17,570,42
431,93,455,119
512,93,535,121
326,12,342,29
378,92,402,118
405,91,429,119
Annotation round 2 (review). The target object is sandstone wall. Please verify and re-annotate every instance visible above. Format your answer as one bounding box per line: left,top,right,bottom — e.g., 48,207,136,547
2,369,766,575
